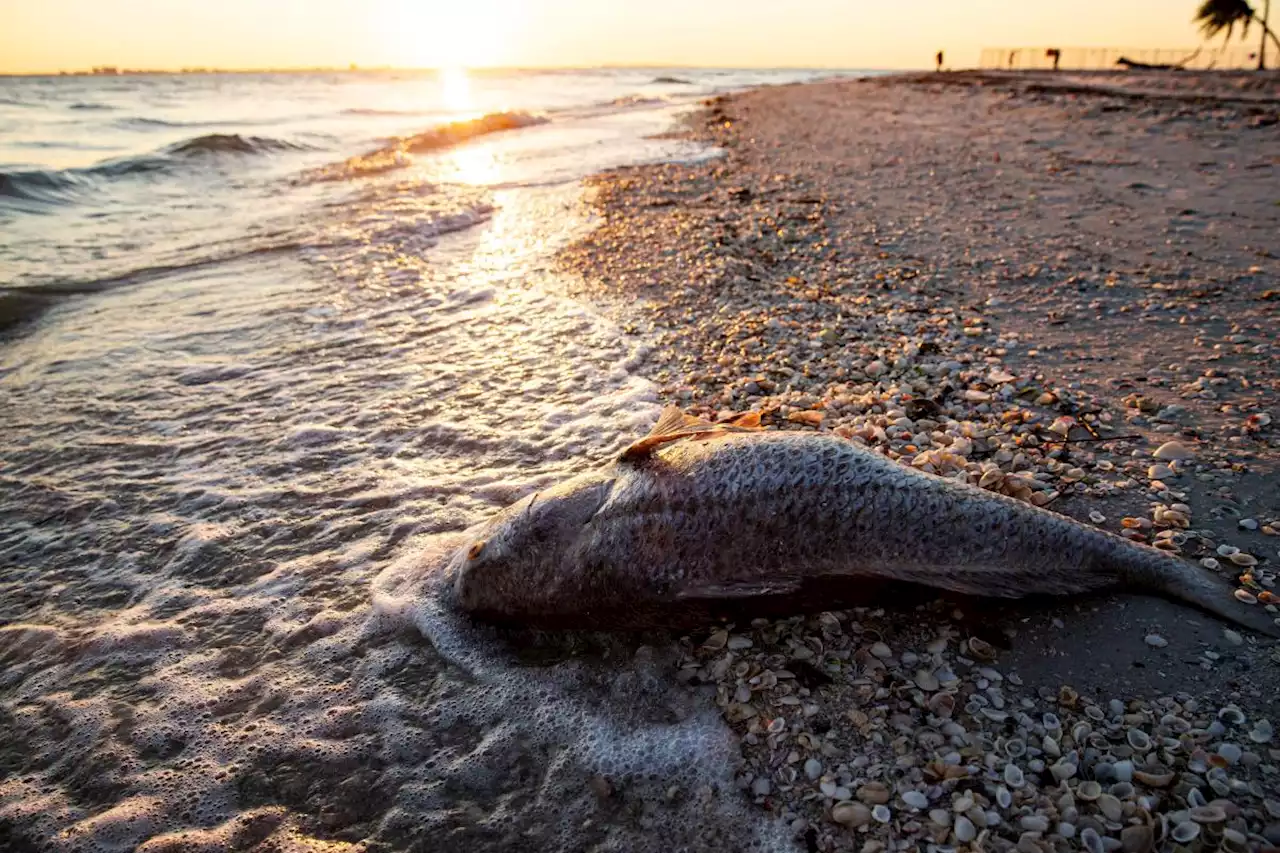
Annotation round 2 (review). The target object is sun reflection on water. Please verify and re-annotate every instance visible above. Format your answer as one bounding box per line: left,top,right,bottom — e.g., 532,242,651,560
440,66,472,114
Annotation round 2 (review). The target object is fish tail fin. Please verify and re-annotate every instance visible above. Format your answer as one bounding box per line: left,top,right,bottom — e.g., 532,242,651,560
1113,545,1279,638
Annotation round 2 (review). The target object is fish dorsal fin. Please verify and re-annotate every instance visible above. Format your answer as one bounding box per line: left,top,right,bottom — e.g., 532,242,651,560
620,407,763,462
725,410,762,429
653,405,708,435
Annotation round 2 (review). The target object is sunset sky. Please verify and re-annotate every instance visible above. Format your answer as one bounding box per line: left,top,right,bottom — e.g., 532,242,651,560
0,0,1235,73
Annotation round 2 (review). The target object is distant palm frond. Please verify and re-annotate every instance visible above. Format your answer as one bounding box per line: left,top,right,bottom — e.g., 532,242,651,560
1194,0,1256,43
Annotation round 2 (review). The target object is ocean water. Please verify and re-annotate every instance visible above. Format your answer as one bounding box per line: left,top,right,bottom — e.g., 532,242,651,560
0,68,869,851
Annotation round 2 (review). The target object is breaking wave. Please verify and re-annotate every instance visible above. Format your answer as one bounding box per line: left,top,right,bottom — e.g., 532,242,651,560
1,133,313,207
164,132,314,157
303,110,549,182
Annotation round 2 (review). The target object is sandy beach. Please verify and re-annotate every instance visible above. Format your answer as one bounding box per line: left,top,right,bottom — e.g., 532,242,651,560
561,71,1280,851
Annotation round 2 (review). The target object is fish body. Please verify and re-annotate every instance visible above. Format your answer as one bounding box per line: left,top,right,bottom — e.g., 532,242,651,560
452,412,1278,637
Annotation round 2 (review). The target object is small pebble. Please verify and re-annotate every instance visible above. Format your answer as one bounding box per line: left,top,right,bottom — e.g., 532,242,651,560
1144,634,1168,648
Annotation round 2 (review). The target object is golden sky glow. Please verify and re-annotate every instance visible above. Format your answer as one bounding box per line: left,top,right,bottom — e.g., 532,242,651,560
0,0,1237,73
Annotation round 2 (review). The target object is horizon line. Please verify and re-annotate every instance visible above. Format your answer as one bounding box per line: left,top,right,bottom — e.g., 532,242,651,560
0,63,911,77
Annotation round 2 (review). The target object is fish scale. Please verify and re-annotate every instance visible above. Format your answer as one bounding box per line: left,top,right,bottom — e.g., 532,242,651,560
453,424,1279,637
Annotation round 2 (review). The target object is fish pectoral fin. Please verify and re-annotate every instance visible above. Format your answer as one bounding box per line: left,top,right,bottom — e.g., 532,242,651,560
620,406,762,462
674,579,803,600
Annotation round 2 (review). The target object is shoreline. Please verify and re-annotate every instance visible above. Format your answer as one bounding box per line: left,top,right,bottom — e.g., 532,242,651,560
559,72,1280,851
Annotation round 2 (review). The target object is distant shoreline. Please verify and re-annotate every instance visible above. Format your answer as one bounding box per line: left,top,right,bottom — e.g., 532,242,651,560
0,64,898,79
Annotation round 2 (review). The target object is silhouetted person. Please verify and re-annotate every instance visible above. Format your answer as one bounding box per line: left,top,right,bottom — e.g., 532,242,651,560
1046,48,1061,71
936,51,944,72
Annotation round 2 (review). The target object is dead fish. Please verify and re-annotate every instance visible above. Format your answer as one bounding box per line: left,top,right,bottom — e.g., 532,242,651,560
451,407,1279,636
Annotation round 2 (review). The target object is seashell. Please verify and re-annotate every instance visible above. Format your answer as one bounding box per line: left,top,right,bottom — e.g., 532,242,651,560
1133,765,1174,787
965,636,996,661
1109,782,1134,799
702,630,729,650
1050,760,1077,782
1208,776,1230,797
1127,729,1152,751
1085,704,1105,722
928,691,956,719
929,808,951,827
1020,814,1050,833
1189,805,1225,824
1249,719,1273,743
1004,764,1025,788
1042,712,1062,733
1112,760,1134,783
871,804,891,824
1080,827,1105,853
902,790,928,810
1059,685,1079,707
1152,441,1193,461
915,669,940,691
1077,780,1102,801
1220,828,1248,853
1042,735,1061,758
1003,737,1026,758
1097,793,1124,823
1265,798,1280,819
953,815,976,843
1170,821,1200,844
1216,743,1242,765
1071,721,1092,744
996,786,1012,809
832,801,872,827
1185,787,1207,808
1120,824,1153,853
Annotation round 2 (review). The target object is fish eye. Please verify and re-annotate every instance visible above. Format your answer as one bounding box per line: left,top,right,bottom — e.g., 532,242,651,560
466,540,486,560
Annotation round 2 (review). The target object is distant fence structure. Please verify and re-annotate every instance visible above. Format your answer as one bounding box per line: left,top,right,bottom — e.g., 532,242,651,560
979,46,1258,71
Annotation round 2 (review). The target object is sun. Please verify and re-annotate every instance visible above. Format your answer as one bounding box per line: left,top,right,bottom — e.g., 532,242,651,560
381,0,523,68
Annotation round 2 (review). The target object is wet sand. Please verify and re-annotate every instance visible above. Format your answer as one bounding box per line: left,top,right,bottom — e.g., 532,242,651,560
560,72,1280,850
